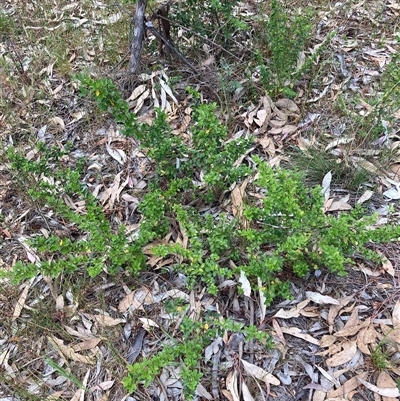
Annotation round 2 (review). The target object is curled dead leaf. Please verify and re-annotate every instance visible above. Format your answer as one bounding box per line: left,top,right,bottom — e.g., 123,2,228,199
326,341,357,367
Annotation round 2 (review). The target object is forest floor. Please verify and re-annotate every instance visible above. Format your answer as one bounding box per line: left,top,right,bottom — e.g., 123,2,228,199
1,0,400,400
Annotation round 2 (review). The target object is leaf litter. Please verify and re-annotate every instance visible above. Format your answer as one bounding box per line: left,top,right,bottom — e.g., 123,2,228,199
1,0,400,400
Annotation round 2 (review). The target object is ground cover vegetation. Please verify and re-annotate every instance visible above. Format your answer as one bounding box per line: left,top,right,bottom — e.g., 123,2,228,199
1,0,400,400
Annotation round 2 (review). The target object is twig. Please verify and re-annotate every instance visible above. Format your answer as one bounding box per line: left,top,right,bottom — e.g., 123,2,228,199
145,21,199,74
158,15,242,62
211,347,221,400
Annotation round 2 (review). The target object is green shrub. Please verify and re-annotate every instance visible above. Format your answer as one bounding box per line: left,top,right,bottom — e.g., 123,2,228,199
6,75,400,398
7,76,400,302
5,143,146,282
122,312,271,398
240,156,400,284
172,0,248,48
258,0,314,93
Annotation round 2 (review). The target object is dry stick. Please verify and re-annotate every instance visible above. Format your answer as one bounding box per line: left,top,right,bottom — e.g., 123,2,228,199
211,348,221,400
248,297,255,364
6,39,29,80
145,21,199,74
158,15,242,62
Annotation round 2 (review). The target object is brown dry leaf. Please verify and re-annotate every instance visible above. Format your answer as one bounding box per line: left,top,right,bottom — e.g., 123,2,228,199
231,179,249,218
254,109,268,126
270,119,286,128
335,306,358,332
118,287,154,313
127,84,147,101
325,136,354,151
221,389,234,401
51,83,63,95
363,324,378,344
358,378,400,398
241,359,280,385
226,369,241,401
241,381,256,401
269,127,283,135
313,390,326,401
99,171,129,208
300,306,320,318
392,299,400,327
63,325,97,341
138,317,159,330
320,335,337,348
244,107,258,127
377,372,398,401
297,135,314,150
72,338,101,352
259,135,276,157
280,327,319,345
355,265,382,277
262,93,273,113
380,323,400,344
90,380,115,391
323,198,334,213
306,291,339,305
281,124,298,135
275,98,299,113
373,250,394,277
326,341,357,367
327,372,368,398
272,319,286,345
381,256,395,277
70,368,90,401
389,163,400,177
178,114,191,133
12,281,32,321
357,326,373,355
273,300,310,319
48,336,95,365
327,200,352,212
326,342,344,356
357,190,374,204
45,391,64,400
106,143,127,165
325,399,347,401
196,382,213,400
328,296,354,325
272,105,288,121
335,318,370,338
91,314,125,327
351,156,379,173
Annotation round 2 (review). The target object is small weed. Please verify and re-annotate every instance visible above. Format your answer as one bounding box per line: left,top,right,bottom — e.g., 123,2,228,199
288,147,373,189
371,341,392,371
0,10,15,36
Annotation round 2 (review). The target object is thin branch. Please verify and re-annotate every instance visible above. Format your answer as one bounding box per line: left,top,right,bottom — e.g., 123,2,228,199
158,15,242,62
145,21,199,74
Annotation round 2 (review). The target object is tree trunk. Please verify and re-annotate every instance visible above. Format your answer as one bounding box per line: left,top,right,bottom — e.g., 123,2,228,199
129,0,147,74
